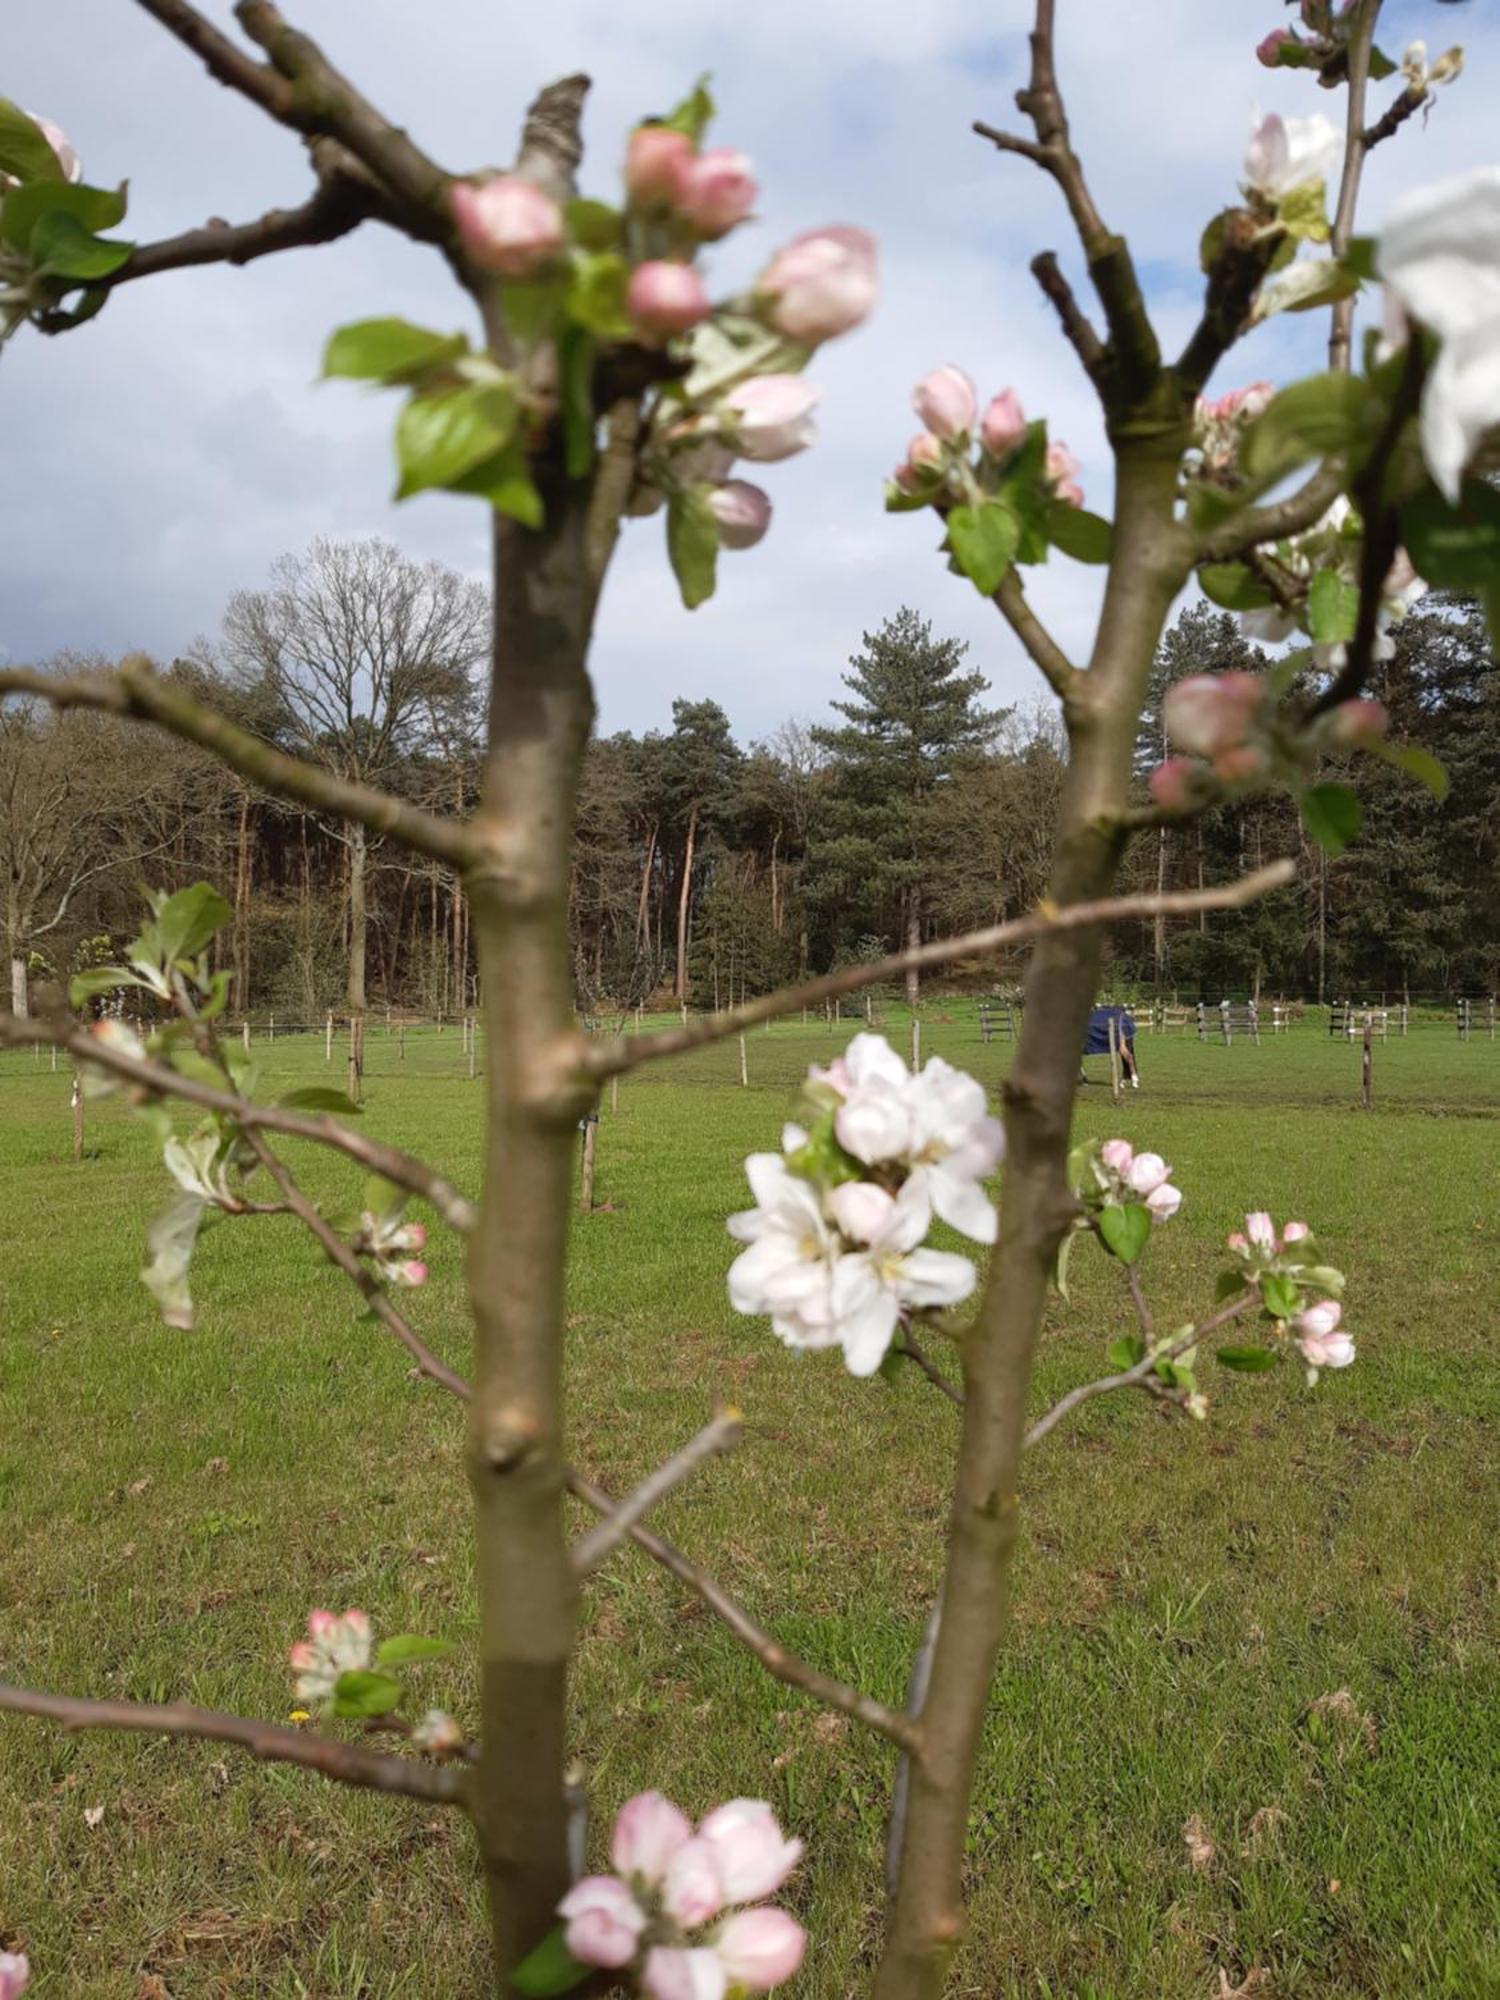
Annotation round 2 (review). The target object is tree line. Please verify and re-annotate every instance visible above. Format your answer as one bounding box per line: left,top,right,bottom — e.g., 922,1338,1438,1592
5,537,1495,1022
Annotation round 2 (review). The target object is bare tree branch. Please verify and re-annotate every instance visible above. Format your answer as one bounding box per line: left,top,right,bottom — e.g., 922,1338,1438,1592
570,1414,744,1573
1029,250,1106,388
1195,462,1345,563
592,862,1295,1075
0,661,476,869
131,0,293,120
0,1012,478,1235
994,570,1079,702
885,1591,943,1896
0,1680,468,1804
892,1334,965,1409
1328,0,1379,374
566,1469,922,1754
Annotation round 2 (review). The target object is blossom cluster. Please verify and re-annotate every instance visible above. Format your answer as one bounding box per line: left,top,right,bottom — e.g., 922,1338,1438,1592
893,366,1083,509
726,1033,1002,1376
559,1791,804,1998
358,1208,428,1288
1224,1212,1354,1380
1191,381,1274,488
1090,1139,1183,1222
289,1608,373,1707
1238,497,1427,671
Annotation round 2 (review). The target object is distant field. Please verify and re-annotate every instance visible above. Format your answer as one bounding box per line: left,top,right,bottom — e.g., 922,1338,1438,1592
2,1009,1498,1997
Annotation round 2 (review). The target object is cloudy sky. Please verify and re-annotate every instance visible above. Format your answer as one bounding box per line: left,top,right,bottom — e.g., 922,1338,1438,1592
3,0,1492,741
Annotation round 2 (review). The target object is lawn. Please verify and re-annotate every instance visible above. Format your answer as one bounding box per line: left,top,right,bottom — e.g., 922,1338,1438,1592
2,1009,1498,1998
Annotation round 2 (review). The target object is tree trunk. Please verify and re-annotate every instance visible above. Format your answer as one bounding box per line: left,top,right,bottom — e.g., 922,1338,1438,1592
873,434,1190,2000
635,823,656,946
904,886,921,1009
10,952,27,1018
233,789,254,1014
347,821,368,1022
770,826,782,932
1153,824,1167,990
674,802,698,1001
467,469,599,1989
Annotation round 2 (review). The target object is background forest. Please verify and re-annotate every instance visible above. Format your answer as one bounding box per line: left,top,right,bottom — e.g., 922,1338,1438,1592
7,536,1495,1023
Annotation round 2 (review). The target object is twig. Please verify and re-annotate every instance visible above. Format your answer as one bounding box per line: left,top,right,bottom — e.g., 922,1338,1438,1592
243,1130,472,1400
0,1680,468,1804
994,570,1078,702
1021,1291,1255,1449
892,1335,965,1410
1125,1263,1155,1341
566,1469,921,1754
0,661,475,869
131,0,293,119
1328,0,1377,373
885,1591,943,1896
591,862,1295,1075
570,1414,744,1573
1196,461,1345,563
1362,86,1426,154
0,1012,478,1236
1030,251,1105,388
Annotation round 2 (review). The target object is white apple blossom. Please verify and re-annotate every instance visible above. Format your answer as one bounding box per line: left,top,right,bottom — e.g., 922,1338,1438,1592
832,1031,913,1164
904,1057,1005,1244
726,1153,839,1352
1378,165,1500,501
1293,1299,1356,1378
288,1608,373,1707
1243,109,1341,202
826,1179,976,1375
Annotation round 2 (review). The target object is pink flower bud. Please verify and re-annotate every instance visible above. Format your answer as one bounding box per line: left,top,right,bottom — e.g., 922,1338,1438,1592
719,375,820,461
906,432,945,472
1294,1300,1355,1370
1227,1231,1249,1254
708,480,773,550
714,1908,808,1991
1146,1181,1182,1220
678,148,757,239
1148,757,1204,812
698,1799,803,1903
405,1223,427,1250
663,1836,726,1927
1163,672,1264,756
625,125,695,208
395,1260,428,1288
1282,1220,1311,1243
1212,743,1269,785
0,1955,28,2000
1257,27,1301,66
643,1946,726,2000
451,176,564,277
1245,1211,1276,1251
558,1876,646,1970
627,260,711,339
758,225,878,342
1125,1151,1170,1196
1327,698,1389,745
980,389,1026,457
306,1609,338,1641
411,1708,465,1757
1099,1139,1134,1175
612,1789,693,1885
288,1641,319,1671
912,366,977,442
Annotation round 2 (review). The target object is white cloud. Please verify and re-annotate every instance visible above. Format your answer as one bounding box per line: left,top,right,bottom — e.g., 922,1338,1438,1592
2,0,1494,734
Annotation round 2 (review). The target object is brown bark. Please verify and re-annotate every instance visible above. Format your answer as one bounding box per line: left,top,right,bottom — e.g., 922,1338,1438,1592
904,888,922,1009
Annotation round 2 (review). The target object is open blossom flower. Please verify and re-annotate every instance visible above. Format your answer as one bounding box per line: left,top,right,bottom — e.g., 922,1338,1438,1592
677,148,757,238
1378,165,1500,501
451,175,563,276
411,1709,465,1757
913,366,977,442
718,375,820,460
625,126,695,207
831,1030,913,1164
727,1154,838,1351
826,1179,977,1375
565,1793,805,1996
708,480,772,550
1227,1212,1312,1262
980,388,1026,457
904,1057,1005,1243
1243,109,1341,202
81,1016,146,1098
0,1955,28,2000
758,225,878,342
288,1608,372,1706
1163,672,1265,758
627,261,711,339
1293,1299,1356,1374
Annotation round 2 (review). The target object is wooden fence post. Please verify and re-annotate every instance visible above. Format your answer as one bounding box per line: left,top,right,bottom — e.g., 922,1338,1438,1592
579,1113,598,1214
1107,1014,1122,1102
325,1012,333,1064
911,1015,921,1073
610,1073,619,1116
71,1071,84,1162
242,1021,250,1054
468,1020,477,1082
1362,1018,1373,1111
739,1033,748,1087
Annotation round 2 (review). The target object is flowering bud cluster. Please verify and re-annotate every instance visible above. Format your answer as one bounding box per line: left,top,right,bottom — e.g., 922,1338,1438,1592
560,1791,805,1997
726,1033,1003,1377
1087,1139,1184,1222
891,367,1082,510
289,1608,373,1708
1191,380,1274,488
358,1208,428,1289
1224,1213,1354,1380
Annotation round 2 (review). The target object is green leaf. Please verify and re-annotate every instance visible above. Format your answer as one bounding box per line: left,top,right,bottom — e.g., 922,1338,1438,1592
395,383,516,500
558,323,597,479
1199,560,1275,612
1044,501,1111,565
1300,1265,1346,1299
1368,44,1396,81
278,1087,364,1116
450,442,545,526
667,485,720,609
29,209,133,281
141,1190,207,1331
169,1048,229,1091
322,317,468,385
1307,569,1360,646
0,98,65,183
1199,208,1233,275
1253,256,1360,322
1370,738,1448,802
69,965,145,1003
1276,178,1330,244
376,1634,457,1667
1242,374,1369,482
657,76,715,144
1260,1272,1302,1320
1300,781,1362,856
155,882,232,963
1343,236,1378,283
1053,1224,1077,1302
566,251,632,340
1097,1202,1151,1265
1107,1334,1147,1372
884,479,933,515
502,275,569,347
512,1926,591,1999
947,500,1019,597
330,1669,404,1719
1401,480,1500,594
1215,1269,1247,1303
1217,1345,1281,1372
0,178,127,251
363,1174,406,1223
565,198,623,251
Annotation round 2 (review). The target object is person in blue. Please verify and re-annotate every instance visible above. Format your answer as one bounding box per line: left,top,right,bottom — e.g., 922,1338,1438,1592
1083,1005,1139,1088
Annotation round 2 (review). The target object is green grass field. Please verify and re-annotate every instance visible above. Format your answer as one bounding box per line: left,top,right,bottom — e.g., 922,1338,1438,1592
3,1010,1498,1998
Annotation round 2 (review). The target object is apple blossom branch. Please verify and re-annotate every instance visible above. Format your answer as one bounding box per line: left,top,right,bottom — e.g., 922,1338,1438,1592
0,1681,468,1804
1196,461,1346,565
592,861,1295,1075
0,662,475,869
570,1413,745,1572
0,1012,479,1236
566,1468,923,1755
